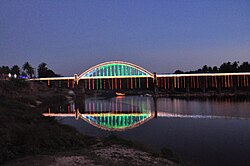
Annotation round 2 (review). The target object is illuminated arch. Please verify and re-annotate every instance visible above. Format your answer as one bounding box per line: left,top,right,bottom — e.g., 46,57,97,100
78,112,154,131
78,61,153,80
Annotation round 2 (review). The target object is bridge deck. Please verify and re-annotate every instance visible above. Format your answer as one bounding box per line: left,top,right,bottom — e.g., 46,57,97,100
30,72,250,81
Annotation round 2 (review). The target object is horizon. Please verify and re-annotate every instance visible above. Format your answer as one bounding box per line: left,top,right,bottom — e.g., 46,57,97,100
1,60,250,77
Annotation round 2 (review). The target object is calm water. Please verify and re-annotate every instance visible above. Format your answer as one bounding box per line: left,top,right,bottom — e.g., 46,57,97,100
44,96,250,166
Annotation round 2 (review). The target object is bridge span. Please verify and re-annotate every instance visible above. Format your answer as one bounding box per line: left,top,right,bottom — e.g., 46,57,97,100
30,61,250,93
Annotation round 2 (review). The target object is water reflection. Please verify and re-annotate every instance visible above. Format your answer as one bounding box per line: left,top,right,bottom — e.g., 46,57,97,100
157,97,250,119
43,96,250,166
44,96,155,131
43,96,250,131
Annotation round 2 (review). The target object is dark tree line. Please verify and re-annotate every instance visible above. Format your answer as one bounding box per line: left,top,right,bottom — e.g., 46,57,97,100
0,62,59,78
174,61,250,74
37,62,59,78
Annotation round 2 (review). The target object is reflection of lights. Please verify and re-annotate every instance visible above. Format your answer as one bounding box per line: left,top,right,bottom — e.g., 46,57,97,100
79,97,153,131
43,112,154,131
79,112,153,131
43,96,154,131
43,113,76,117
14,74,17,78
8,73,11,78
157,112,250,120
43,96,155,131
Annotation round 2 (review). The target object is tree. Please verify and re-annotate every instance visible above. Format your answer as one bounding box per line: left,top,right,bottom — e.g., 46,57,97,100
11,65,20,76
219,62,232,73
0,66,10,74
197,69,202,73
202,65,208,73
46,69,57,77
171,61,249,74
238,62,250,72
212,66,218,73
22,62,34,78
37,62,48,78
174,70,184,74
232,61,239,72
208,67,212,73
37,62,58,78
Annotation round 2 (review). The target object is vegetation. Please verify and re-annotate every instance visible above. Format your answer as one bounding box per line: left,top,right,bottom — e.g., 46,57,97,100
0,66,15,75
37,62,59,78
0,80,179,165
0,62,59,79
174,61,250,74
1,61,249,79
22,62,35,78
10,65,20,76
0,80,97,164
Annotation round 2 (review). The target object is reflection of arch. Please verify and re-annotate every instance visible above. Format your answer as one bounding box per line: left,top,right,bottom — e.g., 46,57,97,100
78,61,153,81
78,112,154,131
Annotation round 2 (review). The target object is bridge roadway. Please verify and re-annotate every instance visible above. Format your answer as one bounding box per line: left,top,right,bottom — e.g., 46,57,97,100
30,61,250,92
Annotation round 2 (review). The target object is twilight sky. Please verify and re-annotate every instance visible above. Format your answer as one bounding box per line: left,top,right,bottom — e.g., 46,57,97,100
0,0,250,76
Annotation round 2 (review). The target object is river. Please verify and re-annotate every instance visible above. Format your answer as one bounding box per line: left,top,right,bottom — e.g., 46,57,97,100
44,96,250,166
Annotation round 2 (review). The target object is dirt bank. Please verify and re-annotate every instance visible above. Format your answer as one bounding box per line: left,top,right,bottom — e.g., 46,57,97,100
0,80,179,165
5,144,178,166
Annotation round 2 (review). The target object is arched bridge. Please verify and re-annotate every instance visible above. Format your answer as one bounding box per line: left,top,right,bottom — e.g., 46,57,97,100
78,61,153,80
31,60,250,92
33,61,155,90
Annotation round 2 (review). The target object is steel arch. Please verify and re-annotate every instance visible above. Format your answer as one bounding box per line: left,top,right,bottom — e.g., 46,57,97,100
77,61,153,81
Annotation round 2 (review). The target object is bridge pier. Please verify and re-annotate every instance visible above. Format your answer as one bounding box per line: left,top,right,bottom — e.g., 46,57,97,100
248,75,250,91
201,76,206,93
153,72,159,96
75,109,79,119
153,96,158,118
186,77,190,93
74,74,86,95
217,76,222,93
75,96,85,113
232,75,237,92
170,77,175,93
74,79,86,120
73,74,78,95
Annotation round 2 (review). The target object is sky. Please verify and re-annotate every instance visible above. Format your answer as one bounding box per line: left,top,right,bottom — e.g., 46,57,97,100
0,0,250,76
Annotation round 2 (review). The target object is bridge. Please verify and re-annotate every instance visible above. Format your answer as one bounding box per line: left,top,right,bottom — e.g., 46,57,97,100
31,61,250,93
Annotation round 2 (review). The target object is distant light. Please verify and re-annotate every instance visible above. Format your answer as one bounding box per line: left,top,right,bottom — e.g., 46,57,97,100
14,74,17,78
8,73,11,78
20,76,28,79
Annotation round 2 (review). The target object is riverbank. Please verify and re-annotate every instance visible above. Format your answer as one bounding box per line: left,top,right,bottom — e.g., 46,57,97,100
0,80,179,165
4,138,178,166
